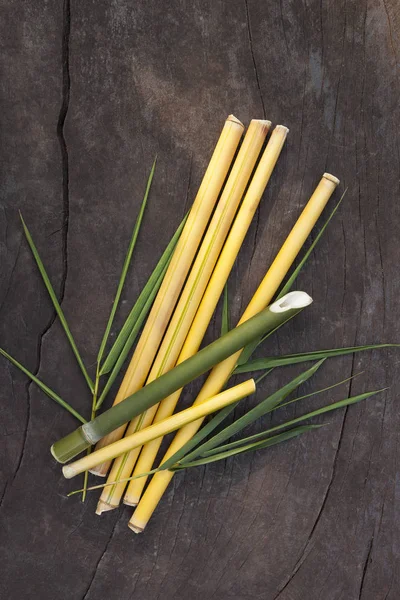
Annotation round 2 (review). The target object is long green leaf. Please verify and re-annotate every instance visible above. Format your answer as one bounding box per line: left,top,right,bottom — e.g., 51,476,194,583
237,313,296,367
276,189,347,300
221,283,230,336
99,213,187,376
235,344,400,374
172,425,324,469
97,158,156,367
95,259,170,409
162,367,352,470
160,402,234,471
20,214,94,393
277,372,361,410
67,426,321,495
0,347,86,424
178,360,324,464
202,389,384,457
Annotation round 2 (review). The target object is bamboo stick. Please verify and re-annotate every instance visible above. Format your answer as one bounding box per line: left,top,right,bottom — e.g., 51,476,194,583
62,380,256,479
90,115,244,475
123,124,289,507
128,173,340,533
96,119,271,512
51,293,309,463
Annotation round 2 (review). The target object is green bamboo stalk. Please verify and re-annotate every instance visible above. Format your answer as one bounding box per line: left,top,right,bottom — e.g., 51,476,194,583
51,291,313,463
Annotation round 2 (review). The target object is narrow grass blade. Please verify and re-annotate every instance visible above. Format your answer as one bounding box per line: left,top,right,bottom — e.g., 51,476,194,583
255,367,275,384
235,344,400,374
95,260,169,409
160,402,234,471
67,468,159,497
172,425,324,469
99,213,187,376
67,426,321,492
276,189,347,300
97,158,156,366
277,372,362,410
20,214,94,393
202,389,385,457
0,347,86,424
221,283,230,336
237,312,297,367
178,360,324,464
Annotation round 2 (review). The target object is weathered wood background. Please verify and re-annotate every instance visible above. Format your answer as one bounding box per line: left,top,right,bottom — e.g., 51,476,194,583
1,1,400,598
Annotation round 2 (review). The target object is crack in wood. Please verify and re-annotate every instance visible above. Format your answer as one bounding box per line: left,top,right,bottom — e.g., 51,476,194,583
243,0,266,119
358,535,374,599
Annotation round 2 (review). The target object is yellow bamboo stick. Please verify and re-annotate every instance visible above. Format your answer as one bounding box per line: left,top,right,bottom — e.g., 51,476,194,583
62,380,256,479
123,124,289,506
90,115,244,476
129,172,340,533
96,119,271,512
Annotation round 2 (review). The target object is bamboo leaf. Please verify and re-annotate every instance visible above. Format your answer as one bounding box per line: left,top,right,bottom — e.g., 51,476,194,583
178,360,324,464
67,467,159,497
221,283,230,336
255,367,275,384
67,426,321,494
235,344,400,374
160,402,234,471
99,213,187,376
162,367,352,470
236,312,297,367
172,425,324,469
19,214,94,393
202,389,385,457
0,347,86,424
276,189,347,300
97,159,156,367
95,259,170,409
277,371,362,410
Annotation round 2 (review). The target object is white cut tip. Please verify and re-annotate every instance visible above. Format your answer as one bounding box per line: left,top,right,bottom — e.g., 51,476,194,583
95,500,118,516
250,118,272,130
62,465,75,479
227,114,244,128
275,125,289,135
323,173,340,186
270,291,313,313
88,468,107,477
128,522,144,534
123,498,139,507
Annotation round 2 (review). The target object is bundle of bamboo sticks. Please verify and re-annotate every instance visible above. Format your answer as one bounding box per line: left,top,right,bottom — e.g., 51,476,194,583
54,114,339,532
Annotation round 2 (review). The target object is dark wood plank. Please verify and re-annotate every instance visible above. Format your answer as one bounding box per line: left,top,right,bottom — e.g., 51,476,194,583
1,0,400,598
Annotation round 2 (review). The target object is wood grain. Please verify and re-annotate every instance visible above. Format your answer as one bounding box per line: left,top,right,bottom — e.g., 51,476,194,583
1,0,400,598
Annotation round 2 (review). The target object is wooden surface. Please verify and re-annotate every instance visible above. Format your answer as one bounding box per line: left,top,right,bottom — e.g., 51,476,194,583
1,1,400,598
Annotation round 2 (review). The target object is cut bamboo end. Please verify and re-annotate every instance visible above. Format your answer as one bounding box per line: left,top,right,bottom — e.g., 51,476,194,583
323,173,340,185
89,468,108,477
270,291,313,312
97,445,143,511
123,498,138,507
95,500,118,516
227,114,244,127
128,523,144,534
